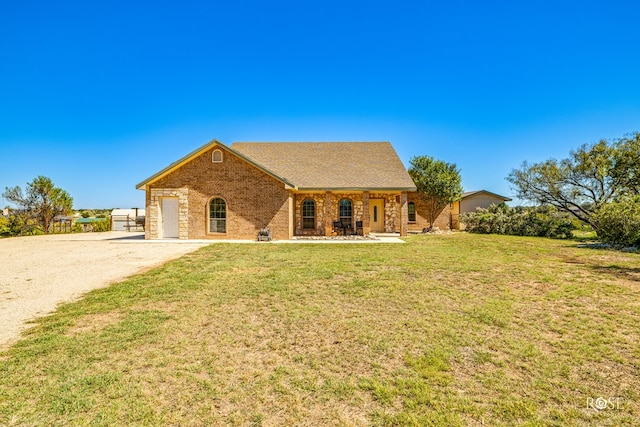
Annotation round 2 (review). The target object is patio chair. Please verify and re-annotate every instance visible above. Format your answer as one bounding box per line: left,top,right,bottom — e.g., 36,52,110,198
354,221,363,236
333,220,344,235
257,228,272,241
340,219,353,236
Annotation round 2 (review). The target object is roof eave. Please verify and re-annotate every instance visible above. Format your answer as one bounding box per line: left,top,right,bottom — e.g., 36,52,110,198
297,186,418,192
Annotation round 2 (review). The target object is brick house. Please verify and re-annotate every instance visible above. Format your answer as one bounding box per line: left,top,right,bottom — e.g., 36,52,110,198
136,139,451,240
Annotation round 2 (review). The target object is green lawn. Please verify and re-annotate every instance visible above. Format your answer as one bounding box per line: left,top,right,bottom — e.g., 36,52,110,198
1,234,638,426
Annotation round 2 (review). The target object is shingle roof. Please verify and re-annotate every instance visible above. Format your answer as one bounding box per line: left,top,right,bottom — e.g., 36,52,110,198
461,190,512,201
231,142,417,191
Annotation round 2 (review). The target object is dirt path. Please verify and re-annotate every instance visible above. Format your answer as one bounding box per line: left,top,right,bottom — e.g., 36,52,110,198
0,232,210,349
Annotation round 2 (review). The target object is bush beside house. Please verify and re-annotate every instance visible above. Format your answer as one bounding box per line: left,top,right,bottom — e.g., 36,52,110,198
461,203,574,239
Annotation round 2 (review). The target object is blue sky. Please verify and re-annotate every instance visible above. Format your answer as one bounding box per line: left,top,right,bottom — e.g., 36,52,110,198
1,0,639,208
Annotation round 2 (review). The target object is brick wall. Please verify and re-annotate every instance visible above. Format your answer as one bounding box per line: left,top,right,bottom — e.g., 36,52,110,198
406,193,452,232
146,146,291,240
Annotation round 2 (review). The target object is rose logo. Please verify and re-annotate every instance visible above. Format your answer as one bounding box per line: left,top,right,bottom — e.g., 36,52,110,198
594,397,608,410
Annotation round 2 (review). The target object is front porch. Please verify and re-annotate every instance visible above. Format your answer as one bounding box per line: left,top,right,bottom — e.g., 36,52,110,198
292,191,409,237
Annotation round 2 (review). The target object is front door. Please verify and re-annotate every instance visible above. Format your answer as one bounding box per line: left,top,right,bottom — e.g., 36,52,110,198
161,198,179,238
369,199,385,232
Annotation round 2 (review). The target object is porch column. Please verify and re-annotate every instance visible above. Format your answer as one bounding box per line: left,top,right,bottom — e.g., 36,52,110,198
362,191,370,235
400,191,408,237
288,193,294,239
324,191,333,235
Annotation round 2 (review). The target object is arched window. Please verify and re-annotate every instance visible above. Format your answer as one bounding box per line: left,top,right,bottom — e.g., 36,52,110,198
212,149,223,163
302,199,315,229
209,198,226,233
339,199,352,227
408,202,416,222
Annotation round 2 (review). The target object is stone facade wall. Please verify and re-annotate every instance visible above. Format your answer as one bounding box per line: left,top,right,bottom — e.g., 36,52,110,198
294,193,326,235
292,192,366,236
291,191,405,235
327,192,365,231
146,146,291,240
369,192,401,233
146,188,189,239
406,193,452,232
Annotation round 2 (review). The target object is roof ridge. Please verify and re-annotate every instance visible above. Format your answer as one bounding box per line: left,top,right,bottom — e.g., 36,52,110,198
231,141,392,145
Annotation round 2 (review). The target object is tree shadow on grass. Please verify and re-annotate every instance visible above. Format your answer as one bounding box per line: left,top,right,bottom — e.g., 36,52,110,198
588,264,640,282
568,241,639,253
561,242,639,281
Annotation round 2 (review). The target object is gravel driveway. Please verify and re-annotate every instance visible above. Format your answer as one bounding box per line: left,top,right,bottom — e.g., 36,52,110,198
0,232,210,349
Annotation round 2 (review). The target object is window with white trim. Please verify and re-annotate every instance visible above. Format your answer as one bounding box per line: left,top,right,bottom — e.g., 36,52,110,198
209,198,226,232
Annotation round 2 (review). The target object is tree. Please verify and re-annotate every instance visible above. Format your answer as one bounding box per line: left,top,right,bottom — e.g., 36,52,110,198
3,176,73,234
408,156,462,228
506,139,631,228
591,196,640,247
613,132,640,196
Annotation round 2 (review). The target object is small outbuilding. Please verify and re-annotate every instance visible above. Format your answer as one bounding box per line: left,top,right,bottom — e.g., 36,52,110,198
75,217,104,232
451,190,512,229
52,215,73,233
110,208,146,231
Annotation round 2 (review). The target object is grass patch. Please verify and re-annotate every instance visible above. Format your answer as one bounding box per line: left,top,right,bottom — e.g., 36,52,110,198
1,233,639,426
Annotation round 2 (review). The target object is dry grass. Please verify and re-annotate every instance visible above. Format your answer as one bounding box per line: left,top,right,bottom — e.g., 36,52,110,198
0,233,638,426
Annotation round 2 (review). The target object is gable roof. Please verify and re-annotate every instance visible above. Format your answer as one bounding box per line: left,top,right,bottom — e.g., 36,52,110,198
231,142,417,191
461,190,512,201
136,139,296,190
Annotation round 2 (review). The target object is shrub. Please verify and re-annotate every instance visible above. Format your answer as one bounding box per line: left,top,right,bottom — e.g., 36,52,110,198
91,218,111,232
72,218,111,233
461,203,574,239
1,214,44,236
0,216,9,237
592,197,640,247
